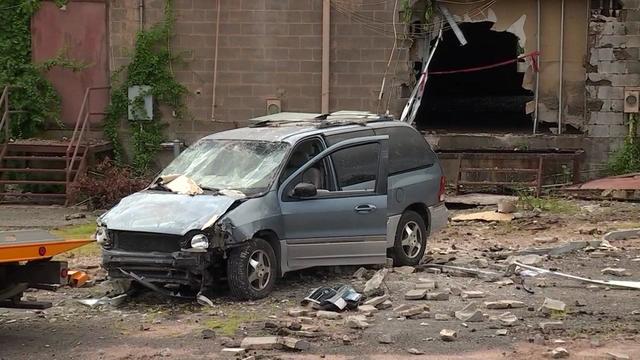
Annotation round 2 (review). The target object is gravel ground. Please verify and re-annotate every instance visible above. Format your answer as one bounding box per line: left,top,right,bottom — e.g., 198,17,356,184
1,199,640,359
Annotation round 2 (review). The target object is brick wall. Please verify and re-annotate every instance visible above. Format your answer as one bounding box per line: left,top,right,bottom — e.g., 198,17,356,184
109,0,409,147
586,0,640,164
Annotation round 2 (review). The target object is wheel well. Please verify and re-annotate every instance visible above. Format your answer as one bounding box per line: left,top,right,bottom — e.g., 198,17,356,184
253,230,281,275
405,203,430,231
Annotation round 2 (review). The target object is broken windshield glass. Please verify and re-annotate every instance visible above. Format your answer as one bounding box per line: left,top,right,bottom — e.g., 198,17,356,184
160,140,290,196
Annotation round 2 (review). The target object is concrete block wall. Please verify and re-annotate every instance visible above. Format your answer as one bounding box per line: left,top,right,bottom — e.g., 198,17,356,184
109,0,409,149
587,0,640,166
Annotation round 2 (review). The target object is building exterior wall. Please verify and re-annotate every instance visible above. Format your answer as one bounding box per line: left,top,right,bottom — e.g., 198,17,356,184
109,0,410,146
586,0,640,163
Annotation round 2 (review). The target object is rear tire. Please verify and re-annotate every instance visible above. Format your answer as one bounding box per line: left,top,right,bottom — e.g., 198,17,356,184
391,210,427,266
227,238,277,300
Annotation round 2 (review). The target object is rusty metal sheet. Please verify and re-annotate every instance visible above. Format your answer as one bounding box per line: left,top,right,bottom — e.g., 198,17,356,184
31,1,109,127
569,173,640,190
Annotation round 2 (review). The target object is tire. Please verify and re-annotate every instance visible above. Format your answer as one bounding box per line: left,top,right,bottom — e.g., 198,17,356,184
227,238,277,300
391,210,428,266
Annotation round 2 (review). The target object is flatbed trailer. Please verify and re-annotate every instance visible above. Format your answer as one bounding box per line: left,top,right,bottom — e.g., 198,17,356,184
0,230,93,309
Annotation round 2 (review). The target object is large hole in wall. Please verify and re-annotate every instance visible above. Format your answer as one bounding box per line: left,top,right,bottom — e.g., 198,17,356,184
415,22,534,133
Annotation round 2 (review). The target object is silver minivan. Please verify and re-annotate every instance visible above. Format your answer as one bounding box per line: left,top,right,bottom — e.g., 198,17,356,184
98,113,448,301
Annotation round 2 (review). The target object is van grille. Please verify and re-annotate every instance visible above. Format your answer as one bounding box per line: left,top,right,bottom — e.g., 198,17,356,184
112,231,182,253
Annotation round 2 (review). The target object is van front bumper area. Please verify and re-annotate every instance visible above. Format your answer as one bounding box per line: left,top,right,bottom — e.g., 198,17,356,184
102,249,212,286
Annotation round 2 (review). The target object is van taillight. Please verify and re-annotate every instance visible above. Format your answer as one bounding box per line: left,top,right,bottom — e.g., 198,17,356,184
438,176,446,202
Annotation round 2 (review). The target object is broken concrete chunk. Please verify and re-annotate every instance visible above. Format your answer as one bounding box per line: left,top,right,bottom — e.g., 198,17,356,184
405,289,427,300
508,254,544,266
221,348,246,354
497,199,518,214
358,305,378,313
240,336,280,350
606,352,631,360
494,279,514,286
345,315,369,329
364,294,389,307
539,298,567,315
603,228,640,241
448,287,462,296
364,268,388,297
498,312,518,327
434,313,451,321
415,280,437,290
288,308,310,317
551,347,570,359
316,310,342,320
377,300,393,310
342,335,352,345
278,337,311,351
378,334,394,344
353,267,368,279
426,292,450,301
485,300,526,310
407,348,425,355
496,329,508,336
461,290,485,299
539,321,565,333
399,306,425,318
601,268,631,277
395,266,416,274
454,302,484,322
439,329,457,342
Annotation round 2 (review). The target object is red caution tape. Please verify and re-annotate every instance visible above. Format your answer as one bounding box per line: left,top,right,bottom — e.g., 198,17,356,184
427,51,540,75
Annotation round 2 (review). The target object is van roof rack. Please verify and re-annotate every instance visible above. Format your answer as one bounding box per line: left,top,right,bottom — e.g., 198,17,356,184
249,111,395,129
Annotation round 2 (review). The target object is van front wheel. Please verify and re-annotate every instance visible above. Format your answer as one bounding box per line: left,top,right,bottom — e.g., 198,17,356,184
227,238,277,300
391,210,427,266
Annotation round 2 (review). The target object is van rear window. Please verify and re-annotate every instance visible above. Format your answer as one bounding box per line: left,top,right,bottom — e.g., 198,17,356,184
374,127,436,174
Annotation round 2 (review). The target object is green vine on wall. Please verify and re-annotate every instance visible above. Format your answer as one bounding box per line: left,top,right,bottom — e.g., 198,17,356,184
104,0,187,174
0,0,87,138
608,114,640,175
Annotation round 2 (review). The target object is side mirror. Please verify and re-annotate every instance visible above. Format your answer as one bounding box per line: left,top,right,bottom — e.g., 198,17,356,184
291,182,317,198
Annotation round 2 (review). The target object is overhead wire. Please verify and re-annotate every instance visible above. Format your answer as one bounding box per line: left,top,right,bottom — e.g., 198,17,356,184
330,0,497,39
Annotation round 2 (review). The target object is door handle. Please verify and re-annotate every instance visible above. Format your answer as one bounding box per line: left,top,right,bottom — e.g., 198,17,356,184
355,204,377,213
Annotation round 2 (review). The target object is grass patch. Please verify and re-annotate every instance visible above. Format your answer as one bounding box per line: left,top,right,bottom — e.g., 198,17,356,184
53,223,96,239
52,223,100,258
518,195,578,214
203,312,255,336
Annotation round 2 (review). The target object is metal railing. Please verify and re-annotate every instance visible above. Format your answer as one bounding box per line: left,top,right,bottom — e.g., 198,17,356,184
65,86,110,190
0,86,10,144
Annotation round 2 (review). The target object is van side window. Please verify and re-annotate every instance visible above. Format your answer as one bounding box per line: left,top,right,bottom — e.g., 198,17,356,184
324,129,375,146
331,143,379,191
374,127,435,174
280,138,328,190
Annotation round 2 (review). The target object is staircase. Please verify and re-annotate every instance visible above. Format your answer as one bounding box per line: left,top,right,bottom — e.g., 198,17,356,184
0,86,111,205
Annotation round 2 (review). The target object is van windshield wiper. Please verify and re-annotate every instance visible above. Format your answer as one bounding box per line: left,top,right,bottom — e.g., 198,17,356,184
199,185,220,194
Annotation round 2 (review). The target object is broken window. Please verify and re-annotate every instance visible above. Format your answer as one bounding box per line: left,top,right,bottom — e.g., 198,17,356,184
590,0,622,16
414,21,535,133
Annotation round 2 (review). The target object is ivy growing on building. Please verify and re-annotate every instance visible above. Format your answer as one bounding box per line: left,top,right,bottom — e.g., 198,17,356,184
608,114,640,175
0,0,60,138
104,0,187,174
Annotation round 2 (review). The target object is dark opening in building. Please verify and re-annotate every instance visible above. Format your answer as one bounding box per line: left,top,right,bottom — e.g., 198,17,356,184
415,22,534,133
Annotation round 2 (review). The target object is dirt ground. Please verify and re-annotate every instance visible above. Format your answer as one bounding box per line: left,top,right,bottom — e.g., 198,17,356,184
1,198,640,359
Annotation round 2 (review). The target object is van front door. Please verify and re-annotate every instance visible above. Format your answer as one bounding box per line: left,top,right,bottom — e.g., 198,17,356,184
278,136,389,271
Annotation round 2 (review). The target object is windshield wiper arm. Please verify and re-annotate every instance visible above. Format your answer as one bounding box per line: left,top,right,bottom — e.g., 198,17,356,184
199,185,220,193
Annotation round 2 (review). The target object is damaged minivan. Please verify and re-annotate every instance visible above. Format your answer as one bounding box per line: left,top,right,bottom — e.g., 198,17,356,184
97,113,447,302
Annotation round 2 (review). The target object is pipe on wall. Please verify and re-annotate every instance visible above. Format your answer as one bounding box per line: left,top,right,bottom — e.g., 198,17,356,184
138,0,144,31
533,0,541,134
210,0,221,121
558,0,565,135
321,0,330,114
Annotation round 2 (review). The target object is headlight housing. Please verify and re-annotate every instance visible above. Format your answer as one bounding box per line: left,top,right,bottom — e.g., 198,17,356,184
190,234,209,250
95,226,109,245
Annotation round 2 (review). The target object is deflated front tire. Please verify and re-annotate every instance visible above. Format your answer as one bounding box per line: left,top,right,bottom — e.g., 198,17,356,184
226,238,277,300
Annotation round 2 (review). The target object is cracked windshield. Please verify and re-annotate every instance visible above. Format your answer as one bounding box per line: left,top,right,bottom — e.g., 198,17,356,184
161,139,290,195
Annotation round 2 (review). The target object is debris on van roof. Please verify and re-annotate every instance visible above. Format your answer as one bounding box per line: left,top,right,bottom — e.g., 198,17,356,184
249,111,393,128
